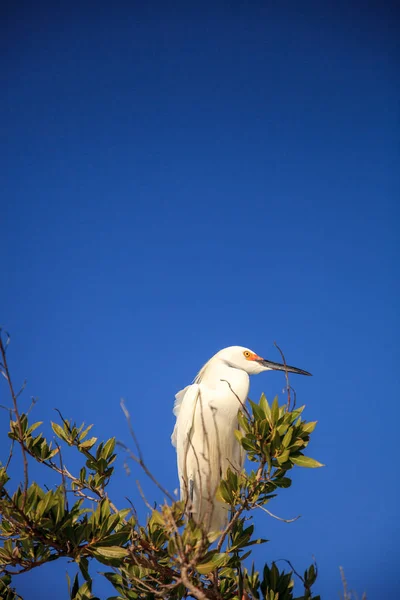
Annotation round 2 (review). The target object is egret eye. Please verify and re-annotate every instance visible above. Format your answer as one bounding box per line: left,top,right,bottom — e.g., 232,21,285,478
243,351,251,358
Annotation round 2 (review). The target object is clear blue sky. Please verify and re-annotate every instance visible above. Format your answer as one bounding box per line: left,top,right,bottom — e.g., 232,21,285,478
1,2,398,598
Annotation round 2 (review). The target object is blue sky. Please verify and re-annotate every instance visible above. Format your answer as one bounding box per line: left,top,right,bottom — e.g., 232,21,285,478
1,2,399,598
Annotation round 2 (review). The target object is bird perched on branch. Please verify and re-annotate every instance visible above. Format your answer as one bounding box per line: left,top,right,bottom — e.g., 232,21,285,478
171,345,311,532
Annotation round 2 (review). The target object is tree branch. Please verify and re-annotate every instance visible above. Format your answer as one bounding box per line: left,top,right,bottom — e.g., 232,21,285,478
0,330,29,507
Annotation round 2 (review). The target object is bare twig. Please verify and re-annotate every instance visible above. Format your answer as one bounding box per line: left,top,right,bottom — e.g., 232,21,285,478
119,399,174,502
216,498,252,553
180,566,209,600
15,379,27,400
289,385,297,410
1,404,15,472
339,566,366,600
340,566,350,600
255,504,300,523
0,330,29,507
187,431,203,516
120,399,144,463
26,397,38,415
4,437,15,471
276,557,317,595
65,490,100,503
220,379,251,419
276,558,306,585
122,497,138,527
117,439,174,502
136,479,153,512
273,342,292,411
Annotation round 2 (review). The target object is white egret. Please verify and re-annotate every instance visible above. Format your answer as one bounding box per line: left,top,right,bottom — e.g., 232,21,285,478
171,345,311,532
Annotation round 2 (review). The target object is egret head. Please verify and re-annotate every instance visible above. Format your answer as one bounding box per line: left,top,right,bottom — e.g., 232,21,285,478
216,346,312,376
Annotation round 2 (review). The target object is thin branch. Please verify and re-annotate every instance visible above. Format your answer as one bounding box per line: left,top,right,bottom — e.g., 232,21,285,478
220,379,251,419
187,432,203,516
0,330,29,507
180,566,209,600
122,459,131,476
120,399,145,463
2,404,15,472
136,479,153,512
119,399,175,502
124,496,138,521
276,558,306,585
117,439,174,503
4,437,15,471
15,379,27,400
276,557,317,595
26,397,38,415
65,490,100,503
289,385,297,410
217,505,246,553
20,442,101,504
255,504,300,523
273,341,292,411
2,558,51,576
340,566,350,600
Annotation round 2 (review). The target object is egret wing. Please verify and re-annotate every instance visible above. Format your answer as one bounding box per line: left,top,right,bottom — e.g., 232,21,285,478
171,385,192,447
172,382,245,531
171,384,202,492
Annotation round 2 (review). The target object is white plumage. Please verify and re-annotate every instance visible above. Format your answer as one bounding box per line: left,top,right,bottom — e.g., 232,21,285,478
171,345,311,532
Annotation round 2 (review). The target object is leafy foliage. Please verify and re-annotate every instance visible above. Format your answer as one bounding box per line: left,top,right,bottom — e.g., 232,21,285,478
0,332,323,599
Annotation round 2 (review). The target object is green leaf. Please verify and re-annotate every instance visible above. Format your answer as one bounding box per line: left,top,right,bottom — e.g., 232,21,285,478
302,421,318,434
259,419,270,438
27,421,43,435
234,429,243,443
77,557,91,583
196,552,230,575
71,573,80,598
306,563,317,585
149,510,165,527
92,531,130,547
79,437,98,450
271,397,279,424
237,410,251,433
289,439,306,450
275,477,292,488
290,455,324,468
36,490,55,519
241,438,256,453
47,447,59,459
75,581,93,599
277,423,288,436
277,450,290,465
216,480,233,504
242,537,268,548
51,422,69,442
100,499,110,522
249,400,264,422
282,428,293,448
102,438,116,459
92,546,129,560
289,405,305,423
79,424,93,442
260,393,271,419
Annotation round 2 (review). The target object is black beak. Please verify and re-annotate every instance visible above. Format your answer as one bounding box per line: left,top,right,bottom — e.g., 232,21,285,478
257,358,312,376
